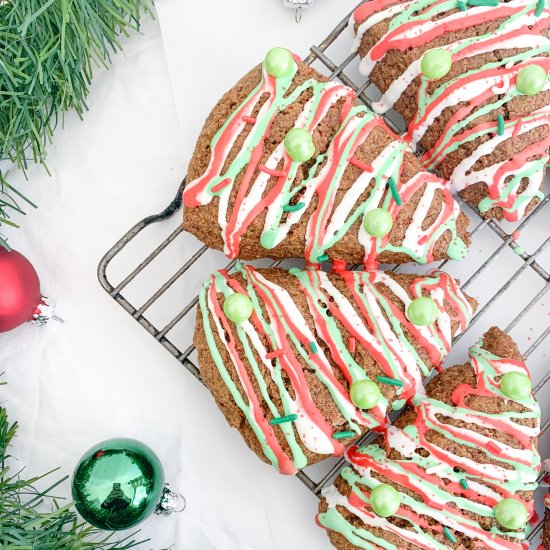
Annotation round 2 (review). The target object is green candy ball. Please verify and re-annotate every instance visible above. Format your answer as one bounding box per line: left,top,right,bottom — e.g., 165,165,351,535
364,208,393,237
265,47,294,78
407,297,438,326
500,371,532,400
223,293,253,323
350,380,382,409
284,128,315,163
72,439,165,530
516,64,547,96
421,49,452,80
494,498,529,530
370,484,401,517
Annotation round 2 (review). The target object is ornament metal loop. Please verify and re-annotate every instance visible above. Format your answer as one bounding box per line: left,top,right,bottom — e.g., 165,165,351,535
155,484,186,516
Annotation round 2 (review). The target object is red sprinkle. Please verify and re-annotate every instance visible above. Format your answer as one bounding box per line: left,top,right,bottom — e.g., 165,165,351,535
350,157,374,172
242,115,257,124
266,350,285,359
211,178,232,193
487,441,502,456
512,118,523,138
258,164,287,178
512,230,521,240
332,259,347,273
349,337,357,353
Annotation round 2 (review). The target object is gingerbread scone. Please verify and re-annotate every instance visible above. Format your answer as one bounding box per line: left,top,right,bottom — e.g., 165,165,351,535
543,494,550,549
195,264,476,474
183,49,471,268
318,327,541,549
350,1,550,221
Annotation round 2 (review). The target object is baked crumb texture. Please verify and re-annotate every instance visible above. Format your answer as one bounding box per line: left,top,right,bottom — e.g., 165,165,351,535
351,0,550,221
317,327,541,550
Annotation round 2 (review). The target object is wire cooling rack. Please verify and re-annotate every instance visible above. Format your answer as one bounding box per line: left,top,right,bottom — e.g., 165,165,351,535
98,5,550,547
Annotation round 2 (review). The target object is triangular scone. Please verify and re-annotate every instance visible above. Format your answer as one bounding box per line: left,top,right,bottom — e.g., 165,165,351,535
183,49,471,267
195,265,476,474
350,1,550,221
318,327,541,548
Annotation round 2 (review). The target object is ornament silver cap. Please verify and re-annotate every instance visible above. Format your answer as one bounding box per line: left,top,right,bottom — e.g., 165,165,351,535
155,484,186,516
32,296,63,327
283,0,314,23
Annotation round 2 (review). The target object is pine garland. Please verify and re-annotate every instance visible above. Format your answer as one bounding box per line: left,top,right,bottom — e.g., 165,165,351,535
0,0,153,249
0,395,146,548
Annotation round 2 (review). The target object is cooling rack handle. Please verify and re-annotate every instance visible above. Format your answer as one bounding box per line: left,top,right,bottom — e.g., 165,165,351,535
97,178,187,295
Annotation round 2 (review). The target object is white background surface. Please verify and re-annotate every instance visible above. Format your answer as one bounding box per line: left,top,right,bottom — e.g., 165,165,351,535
0,2,549,549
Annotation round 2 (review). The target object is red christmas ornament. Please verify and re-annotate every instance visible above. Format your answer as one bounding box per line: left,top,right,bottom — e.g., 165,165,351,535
0,248,55,333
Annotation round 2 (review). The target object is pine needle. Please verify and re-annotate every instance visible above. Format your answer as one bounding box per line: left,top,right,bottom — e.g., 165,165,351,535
0,0,154,249
0,390,147,548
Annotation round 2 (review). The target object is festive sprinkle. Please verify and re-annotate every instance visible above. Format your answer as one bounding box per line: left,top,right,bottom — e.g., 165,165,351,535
350,157,374,172
536,0,545,16
270,414,298,425
376,376,404,387
333,431,356,440
497,114,505,136
512,230,521,240
487,441,502,456
242,115,257,124
443,527,457,544
349,337,357,353
283,202,306,213
309,342,318,354
467,0,499,5
387,177,402,206
514,247,525,256
211,178,232,193
460,479,469,490
266,349,285,359
259,164,287,178
457,0,467,9
317,254,329,262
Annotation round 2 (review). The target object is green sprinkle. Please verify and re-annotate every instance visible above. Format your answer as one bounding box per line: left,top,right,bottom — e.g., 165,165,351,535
317,254,329,262
536,0,545,16
309,342,318,354
467,0,499,5
497,114,505,136
333,431,356,440
270,414,298,425
387,177,402,206
283,202,305,212
457,0,467,9
376,376,404,387
443,527,457,544
460,479,469,490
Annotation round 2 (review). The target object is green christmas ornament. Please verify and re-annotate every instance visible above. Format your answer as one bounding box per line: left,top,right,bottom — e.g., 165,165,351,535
516,64,547,96
265,47,294,78
421,49,452,80
494,498,529,530
72,439,184,531
407,297,438,326
223,293,253,323
350,380,382,410
363,208,393,237
370,484,401,517
284,128,316,162
500,371,532,400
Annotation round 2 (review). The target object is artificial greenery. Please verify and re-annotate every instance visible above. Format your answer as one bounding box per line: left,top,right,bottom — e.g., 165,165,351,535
0,396,146,548
0,0,153,249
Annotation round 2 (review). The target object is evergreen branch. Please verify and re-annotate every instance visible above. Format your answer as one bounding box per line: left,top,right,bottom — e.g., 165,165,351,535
0,0,154,249
0,393,147,548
